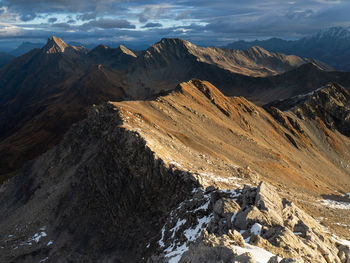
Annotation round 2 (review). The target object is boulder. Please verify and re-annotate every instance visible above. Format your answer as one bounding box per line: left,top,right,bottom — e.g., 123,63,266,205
179,240,236,263
267,256,280,263
338,244,350,263
213,198,240,218
255,182,284,226
233,252,256,263
234,206,271,230
228,229,245,247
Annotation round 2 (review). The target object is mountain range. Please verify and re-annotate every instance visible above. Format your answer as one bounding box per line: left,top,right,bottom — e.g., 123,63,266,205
2,36,350,181
225,27,350,71
0,35,350,262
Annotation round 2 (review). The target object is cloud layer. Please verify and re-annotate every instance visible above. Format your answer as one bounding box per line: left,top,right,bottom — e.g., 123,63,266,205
0,0,349,48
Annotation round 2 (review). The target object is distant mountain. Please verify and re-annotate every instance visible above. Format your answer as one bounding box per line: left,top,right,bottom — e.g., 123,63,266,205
1,36,349,180
0,36,129,180
9,41,44,57
225,27,350,71
127,38,330,97
0,52,13,67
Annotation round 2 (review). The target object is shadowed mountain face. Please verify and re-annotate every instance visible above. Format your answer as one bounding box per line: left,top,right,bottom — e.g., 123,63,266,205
0,37,129,180
0,52,14,68
225,27,350,71
9,42,44,57
0,80,349,262
265,82,350,137
87,44,137,69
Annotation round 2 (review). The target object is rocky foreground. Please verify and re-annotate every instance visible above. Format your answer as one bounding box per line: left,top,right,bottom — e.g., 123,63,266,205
149,182,350,263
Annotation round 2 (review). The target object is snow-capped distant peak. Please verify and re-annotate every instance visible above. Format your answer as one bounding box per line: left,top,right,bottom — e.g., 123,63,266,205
310,26,350,40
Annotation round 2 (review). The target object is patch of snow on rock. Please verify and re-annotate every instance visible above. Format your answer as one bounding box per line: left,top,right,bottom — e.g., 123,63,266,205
47,240,53,246
30,231,47,243
233,244,277,263
251,223,262,236
320,199,350,209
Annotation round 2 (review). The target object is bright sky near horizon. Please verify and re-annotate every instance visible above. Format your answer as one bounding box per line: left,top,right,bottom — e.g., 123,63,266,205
0,0,350,48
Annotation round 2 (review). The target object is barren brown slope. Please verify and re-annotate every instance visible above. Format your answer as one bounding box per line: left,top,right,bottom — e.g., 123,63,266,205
112,79,350,236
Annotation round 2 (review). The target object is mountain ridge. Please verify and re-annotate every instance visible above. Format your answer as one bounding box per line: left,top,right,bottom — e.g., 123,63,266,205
1,35,350,181
0,79,349,262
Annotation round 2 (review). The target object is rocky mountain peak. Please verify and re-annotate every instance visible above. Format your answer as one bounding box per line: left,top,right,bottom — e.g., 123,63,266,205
149,38,191,53
118,44,137,57
42,36,70,54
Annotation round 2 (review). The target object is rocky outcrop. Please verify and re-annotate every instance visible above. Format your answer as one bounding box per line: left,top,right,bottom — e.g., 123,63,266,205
150,182,349,263
266,83,350,136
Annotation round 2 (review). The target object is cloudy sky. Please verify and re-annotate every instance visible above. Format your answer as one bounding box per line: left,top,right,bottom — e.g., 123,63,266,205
0,0,350,49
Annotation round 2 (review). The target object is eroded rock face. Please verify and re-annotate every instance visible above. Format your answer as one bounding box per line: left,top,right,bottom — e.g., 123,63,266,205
151,182,349,263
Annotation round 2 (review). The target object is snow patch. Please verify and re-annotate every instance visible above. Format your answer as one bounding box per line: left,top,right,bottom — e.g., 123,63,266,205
232,244,278,263
198,172,242,187
159,226,165,247
333,235,350,247
251,223,262,236
170,219,186,238
320,199,350,209
170,161,183,168
39,257,49,262
30,232,47,243
47,240,53,246
231,212,237,224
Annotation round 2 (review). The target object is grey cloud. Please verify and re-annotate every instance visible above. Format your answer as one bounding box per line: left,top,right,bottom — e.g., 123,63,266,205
142,22,162,28
48,17,57,23
1,0,350,48
138,5,168,23
20,13,36,21
175,10,191,20
76,12,96,21
81,18,136,29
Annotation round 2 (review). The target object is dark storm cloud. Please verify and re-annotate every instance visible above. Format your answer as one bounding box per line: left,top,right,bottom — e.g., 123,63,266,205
76,12,97,21
80,18,136,29
48,17,57,23
142,22,162,28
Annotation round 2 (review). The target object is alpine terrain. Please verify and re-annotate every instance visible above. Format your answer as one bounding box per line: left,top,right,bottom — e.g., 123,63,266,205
0,31,350,263
0,79,349,262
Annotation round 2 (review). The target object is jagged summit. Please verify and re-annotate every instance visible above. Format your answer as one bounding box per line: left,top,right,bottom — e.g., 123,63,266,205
41,36,87,55
42,36,70,54
118,44,137,57
159,37,189,45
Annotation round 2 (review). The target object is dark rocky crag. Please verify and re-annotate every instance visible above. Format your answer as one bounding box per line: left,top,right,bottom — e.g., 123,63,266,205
0,103,197,262
265,83,350,137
